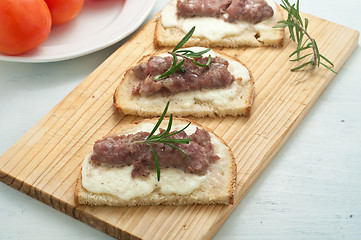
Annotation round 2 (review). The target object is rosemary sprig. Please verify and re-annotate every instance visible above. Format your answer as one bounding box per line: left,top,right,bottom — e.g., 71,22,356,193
154,26,212,81
273,0,336,73
137,101,192,181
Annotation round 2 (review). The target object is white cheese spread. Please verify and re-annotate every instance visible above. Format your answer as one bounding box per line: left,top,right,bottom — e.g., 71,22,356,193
81,124,229,200
161,0,278,41
141,47,250,109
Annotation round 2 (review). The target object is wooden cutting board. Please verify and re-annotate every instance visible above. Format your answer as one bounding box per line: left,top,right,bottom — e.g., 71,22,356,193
0,9,359,239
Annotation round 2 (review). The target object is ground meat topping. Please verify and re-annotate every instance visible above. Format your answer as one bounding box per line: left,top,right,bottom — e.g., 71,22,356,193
131,56,234,96
177,0,274,24
177,0,231,18
225,0,274,23
90,128,220,178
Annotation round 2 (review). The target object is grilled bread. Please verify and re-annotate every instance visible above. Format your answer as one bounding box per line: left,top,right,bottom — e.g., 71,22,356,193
113,47,254,118
154,0,284,48
75,118,236,207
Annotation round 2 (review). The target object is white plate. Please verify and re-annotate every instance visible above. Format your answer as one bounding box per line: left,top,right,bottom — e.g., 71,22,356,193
0,0,156,63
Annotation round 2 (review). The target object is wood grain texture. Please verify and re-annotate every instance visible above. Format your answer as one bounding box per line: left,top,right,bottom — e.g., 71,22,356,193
0,10,359,240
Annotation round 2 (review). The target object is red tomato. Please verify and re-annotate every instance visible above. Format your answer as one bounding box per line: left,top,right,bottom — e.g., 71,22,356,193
0,0,52,55
44,0,84,25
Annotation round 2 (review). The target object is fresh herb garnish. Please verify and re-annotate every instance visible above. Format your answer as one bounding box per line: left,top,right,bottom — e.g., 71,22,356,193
154,26,212,81
136,101,192,181
274,0,336,73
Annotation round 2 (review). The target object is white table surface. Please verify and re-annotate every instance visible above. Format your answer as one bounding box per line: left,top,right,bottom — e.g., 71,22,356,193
1,0,360,239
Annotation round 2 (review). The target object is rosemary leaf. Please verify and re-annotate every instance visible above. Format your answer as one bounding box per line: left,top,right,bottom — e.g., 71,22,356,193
155,26,212,81
159,138,191,144
320,54,335,67
320,62,338,74
165,122,192,138
186,48,211,57
274,0,336,73
273,24,288,28
164,142,189,161
157,113,173,139
147,143,160,181
147,101,169,139
192,55,212,67
291,61,313,71
141,101,192,181
289,45,311,58
173,26,195,52
154,55,185,81
290,53,313,61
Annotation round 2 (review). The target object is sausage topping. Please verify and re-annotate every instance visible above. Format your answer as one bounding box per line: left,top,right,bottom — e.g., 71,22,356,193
91,128,219,178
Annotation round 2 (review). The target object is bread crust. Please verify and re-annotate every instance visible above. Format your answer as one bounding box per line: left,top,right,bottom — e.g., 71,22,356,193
154,0,284,48
75,118,236,207
113,49,255,118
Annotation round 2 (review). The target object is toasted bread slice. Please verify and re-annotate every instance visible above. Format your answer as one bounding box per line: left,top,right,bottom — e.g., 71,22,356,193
75,118,237,207
113,47,254,118
154,0,284,48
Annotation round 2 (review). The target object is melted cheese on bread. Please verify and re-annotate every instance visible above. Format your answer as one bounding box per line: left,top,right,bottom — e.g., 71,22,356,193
81,123,231,201
161,0,279,41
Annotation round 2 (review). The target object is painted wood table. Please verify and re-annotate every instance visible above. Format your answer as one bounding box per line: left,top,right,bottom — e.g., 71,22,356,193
0,0,360,239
